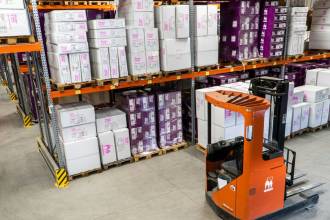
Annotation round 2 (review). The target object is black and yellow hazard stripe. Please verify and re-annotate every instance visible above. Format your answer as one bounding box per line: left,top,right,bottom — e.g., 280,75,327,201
1,80,8,86
23,115,32,128
9,92,17,101
55,168,69,188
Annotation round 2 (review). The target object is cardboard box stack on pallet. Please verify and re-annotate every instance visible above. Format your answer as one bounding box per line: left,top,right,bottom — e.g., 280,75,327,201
259,2,287,58
156,91,183,148
287,7,308,56
88,18,128,80
119,0,160,76
310,0,330,49
96,108,130,166
56,103,101,176
220,0,261,61
0,0,31,37
156,5,191,71
45,10,92,84
194,5,219,67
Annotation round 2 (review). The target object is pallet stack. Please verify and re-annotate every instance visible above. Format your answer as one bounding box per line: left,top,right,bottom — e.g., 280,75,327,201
119,0,160,77
88,18,128,80
310,0,330,50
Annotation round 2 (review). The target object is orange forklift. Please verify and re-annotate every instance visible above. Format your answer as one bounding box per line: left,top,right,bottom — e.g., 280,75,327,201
205,77,322,220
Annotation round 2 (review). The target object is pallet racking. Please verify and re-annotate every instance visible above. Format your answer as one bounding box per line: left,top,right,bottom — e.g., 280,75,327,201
3,0,327,187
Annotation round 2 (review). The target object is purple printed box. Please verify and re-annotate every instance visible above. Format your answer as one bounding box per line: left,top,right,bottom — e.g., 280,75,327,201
143,124,157,138
130,126,143,142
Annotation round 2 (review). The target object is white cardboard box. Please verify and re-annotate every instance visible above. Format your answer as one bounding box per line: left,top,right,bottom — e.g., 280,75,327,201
56,103,95,128
0,0,25,9
98,131,117,165
160,38,191,71
146,50,160,73
49,10,86,22
155,6,176,39
79,53,92,82
118,0,153,12
127,50,147,75
196,86,221,120
314,1,330,9
306,69,330,87
292,89,305,105
66,154,101,176
88,19,125,30
113,128,131,160
90,48,111,80
60,122,97,142
69,53,82,83
0,9,31,37
291,104,302,132
309,40,330,50
309,101,323,128
300,103,310,129
211,124,244,143
88,38,127,48
87,28,126,39
207,5,218,36
48,53,71,84
61,136,99,160
109,47,120,78
194,5,208,37
286,107,293,137
197,119,208,147
49,42,89,54
49,22,87,33
127,28,145,52
48,32,87,44
175,5,190,38
96,108,127,133
118,47,129,77
195,35,219,67
211,105,236,128
295,85,329,103
144,28,159,51
125,11,154,28
321,99,330,125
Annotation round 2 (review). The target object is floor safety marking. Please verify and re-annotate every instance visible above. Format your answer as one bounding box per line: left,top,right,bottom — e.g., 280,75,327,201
55,168,69,189
23,115,32,128
1,80,8,86
10,92,17,101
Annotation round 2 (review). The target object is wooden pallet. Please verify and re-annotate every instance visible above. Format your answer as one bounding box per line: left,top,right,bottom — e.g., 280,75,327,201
309,124,329,133
51,80,96,91
241,57,267,66
287,54,304,60
131,72,161,81
132,148,162,162
103,158,132,170
162,68,191,77
160,141,188,154
69,168,102,181
195,64,219,72
0,36,35,45
88,0,112,5
95,76,130,86
196,144,207,154
290,128,309,138
38,0,113,5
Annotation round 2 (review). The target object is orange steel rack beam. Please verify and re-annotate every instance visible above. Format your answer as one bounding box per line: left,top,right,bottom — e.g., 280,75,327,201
19,65,29,74
50,52,330,99
29,4,116,10
0,43,42,54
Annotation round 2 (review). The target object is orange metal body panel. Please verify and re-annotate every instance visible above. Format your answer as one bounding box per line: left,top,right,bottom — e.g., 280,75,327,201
205,91,286,220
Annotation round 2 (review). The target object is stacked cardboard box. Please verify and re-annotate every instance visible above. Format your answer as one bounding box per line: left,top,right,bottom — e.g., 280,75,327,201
88,18,128,79
194,5,219,67
56,103,100,176
120,91,158,155
295,85,330,128
220,0,261,61
310,1,330,49
156,5,191,71
45,10,91,84
259,5,287,58
96,108,131,164
119,0,160,75
156,91,183,148
289,86,310,133
0,0,31,37
287,7,308,56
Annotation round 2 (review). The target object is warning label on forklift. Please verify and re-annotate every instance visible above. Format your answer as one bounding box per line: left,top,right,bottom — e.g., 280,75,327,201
264,177,274,192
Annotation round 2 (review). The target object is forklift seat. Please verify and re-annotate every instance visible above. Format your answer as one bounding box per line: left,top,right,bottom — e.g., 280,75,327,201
222,160,241,177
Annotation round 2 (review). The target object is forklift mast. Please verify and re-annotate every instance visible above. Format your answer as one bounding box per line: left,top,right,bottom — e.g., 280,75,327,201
249,76,289,151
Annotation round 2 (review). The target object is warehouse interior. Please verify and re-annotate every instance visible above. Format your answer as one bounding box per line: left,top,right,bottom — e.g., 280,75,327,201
2,0,330,219
1,86,330,219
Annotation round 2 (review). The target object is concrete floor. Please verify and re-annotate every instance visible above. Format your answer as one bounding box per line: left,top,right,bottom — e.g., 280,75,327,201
0,86,329,220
